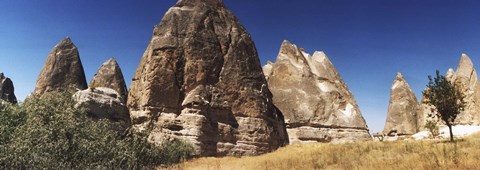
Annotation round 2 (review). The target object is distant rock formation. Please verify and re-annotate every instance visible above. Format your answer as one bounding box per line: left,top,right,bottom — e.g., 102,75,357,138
127,0,288,156
34,37,87,96
74,87,130,123
383,73,419,135
452,54,480,125
89,58,128,101
263,40,371,144
418,54,480,129
0,73,17,104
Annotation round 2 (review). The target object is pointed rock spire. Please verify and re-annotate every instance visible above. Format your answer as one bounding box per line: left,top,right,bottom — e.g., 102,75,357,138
453,53,480,125
383,72,419,135
264,40,371,144
455,54,475,81
454,53,477,91
128,0,287,156
89,58,128,101
418,53,480,128
0,73,17,104
34,37,87,96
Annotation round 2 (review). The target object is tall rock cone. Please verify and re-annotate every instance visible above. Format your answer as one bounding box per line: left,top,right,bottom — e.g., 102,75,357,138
0,73,17,104
452,54,480,125
383,73,419,135
418,54,480,129
263,40,371,144
89,58,128,101
34,37,87,96
127,0,288,156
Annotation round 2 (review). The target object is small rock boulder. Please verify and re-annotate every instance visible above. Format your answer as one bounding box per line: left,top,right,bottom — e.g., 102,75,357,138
74,87,130,122
0,73,17,104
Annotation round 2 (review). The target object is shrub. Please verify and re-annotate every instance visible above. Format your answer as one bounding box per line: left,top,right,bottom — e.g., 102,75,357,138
0,92,193,169
425,120,439,138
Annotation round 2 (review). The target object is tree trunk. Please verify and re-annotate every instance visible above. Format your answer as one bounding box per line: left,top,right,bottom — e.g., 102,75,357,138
448,124,454,142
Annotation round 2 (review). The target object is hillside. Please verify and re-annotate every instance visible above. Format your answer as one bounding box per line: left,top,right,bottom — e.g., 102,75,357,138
170,134,480,170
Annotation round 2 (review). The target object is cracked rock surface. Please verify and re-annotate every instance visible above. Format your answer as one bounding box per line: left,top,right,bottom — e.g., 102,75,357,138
89,58,128,101
263,40,371,144
128,0,288,157
34,37,87,96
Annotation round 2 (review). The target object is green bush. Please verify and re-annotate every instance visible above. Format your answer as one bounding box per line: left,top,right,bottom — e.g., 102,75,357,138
0,92,193,169
424,120,439,138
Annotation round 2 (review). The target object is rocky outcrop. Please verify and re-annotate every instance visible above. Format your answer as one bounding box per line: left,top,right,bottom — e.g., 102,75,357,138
418,54,480,129
74,87,130,122
0,73,17,104
34,37,87,96
127,0,288,157
89,58,128,101
383,73,419,135
263,40,371,144
452,54,480,125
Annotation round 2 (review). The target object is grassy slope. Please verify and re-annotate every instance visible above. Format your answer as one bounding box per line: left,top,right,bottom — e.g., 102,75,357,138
170,134,480,170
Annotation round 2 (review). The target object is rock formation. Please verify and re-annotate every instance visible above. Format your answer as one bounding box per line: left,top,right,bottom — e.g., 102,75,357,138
418,54,480,129
127,0,288,156
0,73,17,104
34,37,87,96
263,40,371,144
451,54,480,125
74,87,130,123
383,73,419,135
89,58,128,101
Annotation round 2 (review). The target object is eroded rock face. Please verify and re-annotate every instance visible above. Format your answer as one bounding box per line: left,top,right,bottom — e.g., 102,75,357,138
74,87,131,132
452,54,480,125
74,87,130,122
383,73,419,135
127,0,288,156
34,37,87,96
89,58,128,101
418,54,480,129
0,73,17,104
263,40,371,144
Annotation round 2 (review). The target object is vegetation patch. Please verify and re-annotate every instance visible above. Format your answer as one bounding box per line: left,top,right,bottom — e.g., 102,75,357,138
172,134,480,170
0,92,193,169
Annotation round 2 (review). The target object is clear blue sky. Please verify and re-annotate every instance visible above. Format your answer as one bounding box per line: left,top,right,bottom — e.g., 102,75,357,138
1,0,480,133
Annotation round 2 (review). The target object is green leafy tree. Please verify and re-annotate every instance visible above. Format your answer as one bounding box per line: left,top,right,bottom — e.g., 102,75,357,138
422,70,466,142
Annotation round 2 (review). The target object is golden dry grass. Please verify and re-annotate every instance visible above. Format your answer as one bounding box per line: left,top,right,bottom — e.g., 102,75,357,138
168,133,480,170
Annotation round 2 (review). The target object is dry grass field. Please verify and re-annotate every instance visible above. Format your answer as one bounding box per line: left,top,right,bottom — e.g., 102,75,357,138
168,133,480,170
